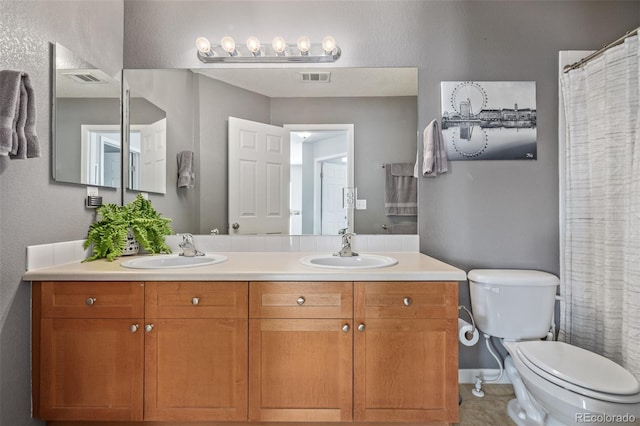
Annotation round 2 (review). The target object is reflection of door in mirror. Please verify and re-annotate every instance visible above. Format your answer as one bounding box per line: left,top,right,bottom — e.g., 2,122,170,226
229,119,354,236
124,73,169,195
228,117,290,235
128,118,167,194
319,160,347,235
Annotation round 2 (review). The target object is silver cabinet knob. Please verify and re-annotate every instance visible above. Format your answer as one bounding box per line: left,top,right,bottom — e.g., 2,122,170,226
192,297,200,305
231,222,240,230
297,296,306,305
130,324,139,333
403,297,413,306
86,297,96,305
342,324,350,333
357,323,366,332
145,324,154,333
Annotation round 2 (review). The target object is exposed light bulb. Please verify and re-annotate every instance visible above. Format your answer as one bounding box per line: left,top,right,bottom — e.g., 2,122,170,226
296,36,311,54
195,37,211,54
272,36,287,54
246,36,261,54
322,36,336,54
221,36,237,55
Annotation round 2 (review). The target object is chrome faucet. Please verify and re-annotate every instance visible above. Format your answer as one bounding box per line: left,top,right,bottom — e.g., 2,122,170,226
334,228,358,257
178,233,205,257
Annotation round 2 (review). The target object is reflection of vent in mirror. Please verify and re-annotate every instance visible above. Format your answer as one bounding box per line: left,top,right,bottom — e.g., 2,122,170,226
62,72,106,84
299,72,331,83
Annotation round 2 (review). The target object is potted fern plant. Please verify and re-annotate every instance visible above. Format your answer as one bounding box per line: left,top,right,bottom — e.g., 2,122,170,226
84,194,173,261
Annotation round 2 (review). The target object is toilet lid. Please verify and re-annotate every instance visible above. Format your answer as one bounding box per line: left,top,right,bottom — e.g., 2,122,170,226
517,341,640,396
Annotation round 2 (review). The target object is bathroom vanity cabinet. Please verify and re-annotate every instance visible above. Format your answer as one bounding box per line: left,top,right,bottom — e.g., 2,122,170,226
34,281,145,421
33,281,248,422
27,251,465,425
32,279,458,425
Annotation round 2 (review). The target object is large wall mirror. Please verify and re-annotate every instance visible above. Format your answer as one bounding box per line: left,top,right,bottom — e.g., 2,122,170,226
122,67,418,235
52,43,122,188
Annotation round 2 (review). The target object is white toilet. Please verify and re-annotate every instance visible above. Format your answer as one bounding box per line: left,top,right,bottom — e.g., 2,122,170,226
468,269,640,426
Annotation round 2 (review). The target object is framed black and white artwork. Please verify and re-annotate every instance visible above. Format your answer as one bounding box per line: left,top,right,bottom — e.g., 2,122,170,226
440,81,537,160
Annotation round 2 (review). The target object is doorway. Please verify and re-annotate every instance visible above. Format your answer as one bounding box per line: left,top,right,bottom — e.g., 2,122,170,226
286,124,354,235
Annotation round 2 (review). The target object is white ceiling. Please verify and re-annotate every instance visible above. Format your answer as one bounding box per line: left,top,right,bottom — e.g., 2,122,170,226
191,67,418,98
55,67,418,99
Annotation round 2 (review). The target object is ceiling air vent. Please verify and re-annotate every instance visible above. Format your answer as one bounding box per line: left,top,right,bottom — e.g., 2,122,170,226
61,72,106,84
299,72,331,83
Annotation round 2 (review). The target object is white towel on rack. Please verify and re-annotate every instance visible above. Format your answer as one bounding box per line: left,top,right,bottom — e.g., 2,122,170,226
414,119,448,177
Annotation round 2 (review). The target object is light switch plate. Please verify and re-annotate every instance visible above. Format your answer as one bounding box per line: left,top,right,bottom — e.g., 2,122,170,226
356,199,367,210
86,186,99,197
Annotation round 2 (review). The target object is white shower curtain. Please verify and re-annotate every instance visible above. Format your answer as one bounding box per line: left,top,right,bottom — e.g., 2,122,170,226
560,34,640,379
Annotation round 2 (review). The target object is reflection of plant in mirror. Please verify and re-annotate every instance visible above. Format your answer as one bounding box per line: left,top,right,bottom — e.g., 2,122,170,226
83,194,173,261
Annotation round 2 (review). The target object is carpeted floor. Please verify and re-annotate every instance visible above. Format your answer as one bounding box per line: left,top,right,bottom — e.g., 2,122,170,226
456,383,516,425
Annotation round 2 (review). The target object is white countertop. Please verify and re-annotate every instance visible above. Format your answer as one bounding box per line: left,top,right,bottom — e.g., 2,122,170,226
23,252,467,282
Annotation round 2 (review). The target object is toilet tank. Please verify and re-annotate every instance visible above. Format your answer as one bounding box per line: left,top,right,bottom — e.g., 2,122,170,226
468,269,559,340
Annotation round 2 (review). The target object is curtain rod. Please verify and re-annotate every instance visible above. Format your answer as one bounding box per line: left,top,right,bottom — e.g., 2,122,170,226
563,26,640,73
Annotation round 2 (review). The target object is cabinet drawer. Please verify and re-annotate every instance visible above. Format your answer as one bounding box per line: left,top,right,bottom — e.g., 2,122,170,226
145,282,248,318
38,282,144,319
355,282,458,319
250,282,352,318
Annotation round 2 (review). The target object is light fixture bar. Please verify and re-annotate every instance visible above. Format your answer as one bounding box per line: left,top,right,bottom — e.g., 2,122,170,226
196,36,341,63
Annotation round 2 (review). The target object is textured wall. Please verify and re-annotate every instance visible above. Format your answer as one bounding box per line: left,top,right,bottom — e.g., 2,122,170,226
0,1,123,425
123,0,640,369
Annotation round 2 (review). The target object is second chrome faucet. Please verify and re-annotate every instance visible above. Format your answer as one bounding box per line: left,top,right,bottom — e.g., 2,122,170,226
334,228,358,257
178,233,205,257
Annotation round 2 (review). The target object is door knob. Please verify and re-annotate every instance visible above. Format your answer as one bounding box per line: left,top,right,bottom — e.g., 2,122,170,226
192,297,200,305
403,297,413,306
129,324,139,333
231,222,240,230
86,297,96,305
342,324,350,333
145,324,154,333
357,323,366,332
297,296,306,305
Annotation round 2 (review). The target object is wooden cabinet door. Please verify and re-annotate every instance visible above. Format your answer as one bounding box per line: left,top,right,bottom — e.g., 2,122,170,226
39,318,144,421
249,319,353,422
353,318,458,423
144,318,248,421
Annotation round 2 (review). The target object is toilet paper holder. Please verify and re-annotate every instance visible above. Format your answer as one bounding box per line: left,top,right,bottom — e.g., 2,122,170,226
458,305,477,338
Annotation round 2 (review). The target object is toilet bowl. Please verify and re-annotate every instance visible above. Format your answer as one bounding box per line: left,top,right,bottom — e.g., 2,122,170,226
503,340,640,426
468,269,640,425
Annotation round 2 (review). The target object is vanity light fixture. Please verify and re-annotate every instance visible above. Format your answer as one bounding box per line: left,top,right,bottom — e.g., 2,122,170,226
195,35,341,63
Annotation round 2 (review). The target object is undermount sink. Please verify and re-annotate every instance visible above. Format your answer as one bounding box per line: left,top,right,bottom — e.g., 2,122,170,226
120,254,227,269
300,253,398,270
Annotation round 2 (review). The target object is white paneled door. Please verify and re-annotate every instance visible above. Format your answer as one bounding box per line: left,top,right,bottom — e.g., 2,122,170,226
139,118,167,194
228,117,290,235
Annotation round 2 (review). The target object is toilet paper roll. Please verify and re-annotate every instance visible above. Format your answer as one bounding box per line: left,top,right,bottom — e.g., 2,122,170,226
458,318,479,347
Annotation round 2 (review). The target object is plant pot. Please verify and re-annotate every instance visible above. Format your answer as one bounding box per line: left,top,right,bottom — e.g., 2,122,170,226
123,229,140,256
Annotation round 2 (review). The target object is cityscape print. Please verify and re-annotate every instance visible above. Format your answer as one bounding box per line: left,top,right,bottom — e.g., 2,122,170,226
440,81,537,160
